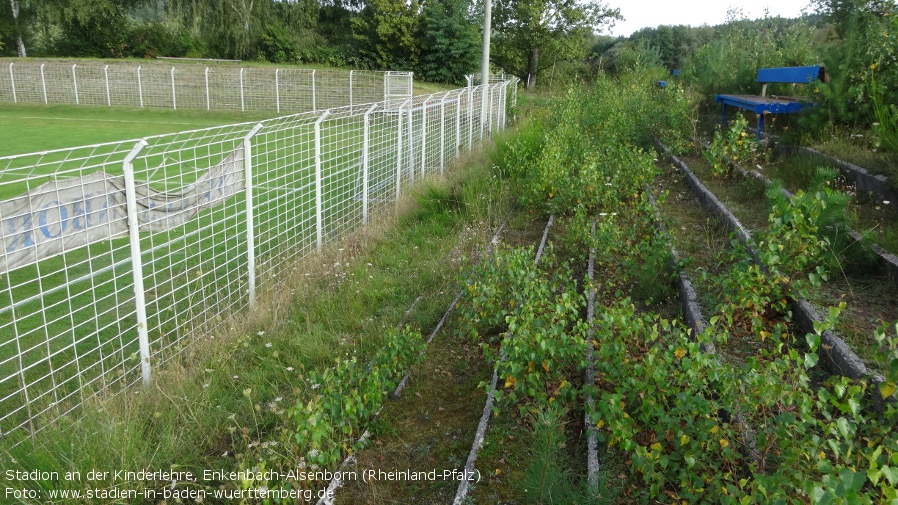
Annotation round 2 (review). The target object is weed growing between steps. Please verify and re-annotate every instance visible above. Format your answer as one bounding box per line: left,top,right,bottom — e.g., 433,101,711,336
458,70,898,504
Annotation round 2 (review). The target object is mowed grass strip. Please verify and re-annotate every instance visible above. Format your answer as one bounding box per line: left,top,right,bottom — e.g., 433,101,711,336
0,103,279,158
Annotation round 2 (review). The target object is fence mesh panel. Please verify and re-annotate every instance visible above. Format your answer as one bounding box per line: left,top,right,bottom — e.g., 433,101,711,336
0,61,403,113
0,141,145,438
0,77,517,442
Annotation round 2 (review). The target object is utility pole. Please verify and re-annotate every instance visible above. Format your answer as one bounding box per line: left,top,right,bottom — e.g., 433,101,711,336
480,0,492,134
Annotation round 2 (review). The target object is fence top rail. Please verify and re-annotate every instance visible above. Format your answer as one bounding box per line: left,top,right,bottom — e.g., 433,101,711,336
0,58,398,75
0,81,508,168
157,57,242,63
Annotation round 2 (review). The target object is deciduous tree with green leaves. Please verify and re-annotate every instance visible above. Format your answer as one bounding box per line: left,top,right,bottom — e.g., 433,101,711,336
351,0,422,70
169,0,272,59
417,0,480,83
491,0,620,88
8,0,25,56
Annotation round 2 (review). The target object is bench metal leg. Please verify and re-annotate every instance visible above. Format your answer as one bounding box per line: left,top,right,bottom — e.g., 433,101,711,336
757,113,764,139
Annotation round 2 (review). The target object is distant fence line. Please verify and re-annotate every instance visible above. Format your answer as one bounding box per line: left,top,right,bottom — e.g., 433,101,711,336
0,60,414,113
0,76,519,443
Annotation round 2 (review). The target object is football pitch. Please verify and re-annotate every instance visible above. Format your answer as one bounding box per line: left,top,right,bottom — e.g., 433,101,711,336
0,96,473,438
0,103,279,157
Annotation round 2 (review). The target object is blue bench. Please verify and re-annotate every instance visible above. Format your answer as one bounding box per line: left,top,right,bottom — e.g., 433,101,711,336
715,66,826,138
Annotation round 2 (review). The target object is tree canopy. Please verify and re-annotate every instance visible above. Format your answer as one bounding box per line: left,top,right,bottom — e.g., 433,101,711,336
0,0,483,84
491,0,620,87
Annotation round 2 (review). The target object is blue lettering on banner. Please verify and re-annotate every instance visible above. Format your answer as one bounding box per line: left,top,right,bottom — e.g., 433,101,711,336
71,198,86,230
1,144,242,273
5,213,35,253
39,200,68,239
92,193,110,227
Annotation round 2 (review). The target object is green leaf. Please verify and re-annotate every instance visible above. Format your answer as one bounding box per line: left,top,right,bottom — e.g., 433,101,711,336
883,466,897,486
806,333,821,353
835,417,851,439
880,381,897,400
868,467,882,487
804,352,819,369
839,468,866,493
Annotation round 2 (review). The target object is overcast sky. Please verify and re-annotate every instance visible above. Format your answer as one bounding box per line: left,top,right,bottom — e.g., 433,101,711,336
606,0,816,37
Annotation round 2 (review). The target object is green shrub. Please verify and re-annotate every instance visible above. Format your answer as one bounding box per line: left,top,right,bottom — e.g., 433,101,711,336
291,326,425,468
704,115,760,177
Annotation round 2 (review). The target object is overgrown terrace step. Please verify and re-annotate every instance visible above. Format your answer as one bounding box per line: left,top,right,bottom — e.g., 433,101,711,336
706,138,898,289
754,130,898,204
646,187,763,466
696,145,898,380
656,142,892,406
320,210,515,504
454,214,555,505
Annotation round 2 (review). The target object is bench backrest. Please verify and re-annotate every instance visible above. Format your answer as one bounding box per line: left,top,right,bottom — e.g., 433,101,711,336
756,66,823,84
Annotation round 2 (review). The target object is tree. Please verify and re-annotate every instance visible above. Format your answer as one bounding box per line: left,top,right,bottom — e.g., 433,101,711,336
811,0,894,36
491,0,621,87
8,0,25,56
351,0,422,70
29,0,151,57
168,0,272,59
417,0,480,83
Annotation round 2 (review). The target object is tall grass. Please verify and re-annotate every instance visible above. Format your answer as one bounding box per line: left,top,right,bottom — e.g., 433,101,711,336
519,401,610,503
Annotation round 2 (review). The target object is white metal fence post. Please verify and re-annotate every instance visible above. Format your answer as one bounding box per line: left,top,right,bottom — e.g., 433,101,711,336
243,122,264,310
137,66,143,108
311,70,317,112
439,94,447,175
467,81,474,151
349,70,354,111
362,103,377,224
455,89,463,155
8,63,16,103
477,82,489,142
495,83,501,131
275,69,280,113
395,99,405,204
421,97,428,177
314,110,330,252
122,139,152,386
502,82,509,130
513,78,518,108
205,67,210,110
498,83,505,131
40,63,47,104
72,64,79,105
104,65,111,106
407,101,414,184
240,68,245,112
170,67,177,110
488,84,495,134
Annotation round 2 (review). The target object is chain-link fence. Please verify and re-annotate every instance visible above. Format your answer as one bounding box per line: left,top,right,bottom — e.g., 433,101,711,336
0,77,518,443
0,60,411,113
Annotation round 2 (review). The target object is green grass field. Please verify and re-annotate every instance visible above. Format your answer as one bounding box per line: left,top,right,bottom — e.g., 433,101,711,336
0,97,475,438
0,104,280,158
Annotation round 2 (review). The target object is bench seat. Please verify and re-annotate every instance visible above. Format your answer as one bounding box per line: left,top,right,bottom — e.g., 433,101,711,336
715,66,824,138
714,94,809,115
